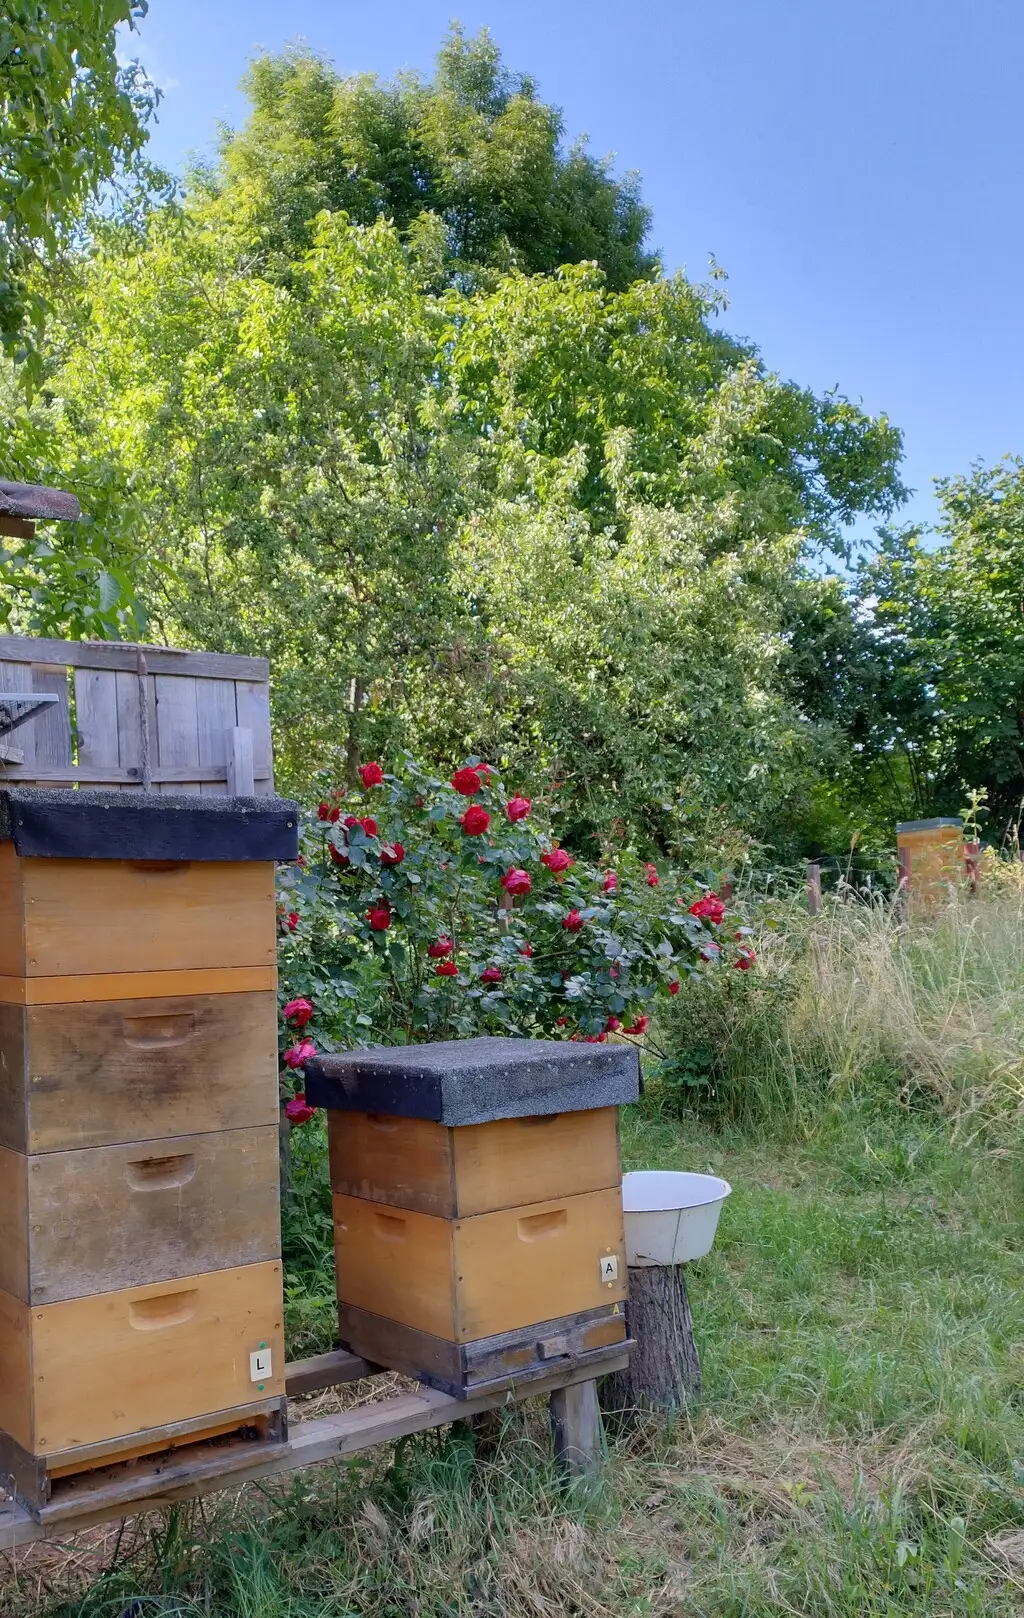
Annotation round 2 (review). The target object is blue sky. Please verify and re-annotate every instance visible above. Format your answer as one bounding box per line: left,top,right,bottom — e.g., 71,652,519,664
130,0,1024,538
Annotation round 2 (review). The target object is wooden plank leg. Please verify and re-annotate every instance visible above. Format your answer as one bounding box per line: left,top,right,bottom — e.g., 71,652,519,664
549,1377,603,1477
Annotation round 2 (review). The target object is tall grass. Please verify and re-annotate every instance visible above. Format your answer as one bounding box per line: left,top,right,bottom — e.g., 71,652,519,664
655,875,1024,1140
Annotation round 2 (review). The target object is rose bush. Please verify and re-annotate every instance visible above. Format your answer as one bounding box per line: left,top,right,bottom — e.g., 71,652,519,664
275,755,748,1113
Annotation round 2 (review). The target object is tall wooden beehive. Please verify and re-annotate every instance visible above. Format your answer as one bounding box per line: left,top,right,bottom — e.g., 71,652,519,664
306,1038,639,1397
0,626,294,1511
897,817,964,904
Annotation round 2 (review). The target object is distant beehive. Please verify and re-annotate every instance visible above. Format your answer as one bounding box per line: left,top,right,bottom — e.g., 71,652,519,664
896,818,964,903
306,1038,638,1398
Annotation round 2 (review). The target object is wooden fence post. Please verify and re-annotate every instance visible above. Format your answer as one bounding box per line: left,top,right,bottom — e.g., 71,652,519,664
806,861,822,916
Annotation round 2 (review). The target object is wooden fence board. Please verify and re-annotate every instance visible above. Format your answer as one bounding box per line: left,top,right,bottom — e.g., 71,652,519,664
196,679,237,797
74,669,121,790
0,637,274,793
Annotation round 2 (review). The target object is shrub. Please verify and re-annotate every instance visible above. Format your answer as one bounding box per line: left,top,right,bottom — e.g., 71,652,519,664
274,754,748,1110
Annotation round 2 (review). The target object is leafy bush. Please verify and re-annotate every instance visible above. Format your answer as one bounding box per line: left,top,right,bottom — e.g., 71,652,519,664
274,753,749,1110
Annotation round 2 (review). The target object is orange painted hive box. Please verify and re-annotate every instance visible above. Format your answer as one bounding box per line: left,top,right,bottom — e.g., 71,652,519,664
0,787,298,1511
305,1037,640,1397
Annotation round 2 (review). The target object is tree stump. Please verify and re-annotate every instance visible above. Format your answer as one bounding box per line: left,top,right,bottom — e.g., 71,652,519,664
601,1264,701,1417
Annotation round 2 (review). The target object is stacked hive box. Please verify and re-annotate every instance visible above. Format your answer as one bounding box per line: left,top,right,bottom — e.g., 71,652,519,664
0,787,296,1509
896,817,964,905
306,1037,639,1397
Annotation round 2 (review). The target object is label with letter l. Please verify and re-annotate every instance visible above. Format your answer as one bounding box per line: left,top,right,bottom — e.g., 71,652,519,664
599,1254,620,1284
249,1347,273,1381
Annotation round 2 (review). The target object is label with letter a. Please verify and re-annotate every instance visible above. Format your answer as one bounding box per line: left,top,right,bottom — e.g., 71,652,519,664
599,1254,620,1284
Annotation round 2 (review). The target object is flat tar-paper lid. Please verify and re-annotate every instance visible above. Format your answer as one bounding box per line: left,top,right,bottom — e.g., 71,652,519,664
304,1035,641,1126
0,787,299,862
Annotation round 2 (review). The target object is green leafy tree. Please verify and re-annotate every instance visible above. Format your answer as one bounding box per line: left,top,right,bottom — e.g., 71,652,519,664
212,26,654,290
0,0,159,381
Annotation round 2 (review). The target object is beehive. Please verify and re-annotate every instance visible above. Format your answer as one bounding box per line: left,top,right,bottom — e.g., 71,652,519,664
306,1037,639,1396
896,817,964,904
0,787,296,1507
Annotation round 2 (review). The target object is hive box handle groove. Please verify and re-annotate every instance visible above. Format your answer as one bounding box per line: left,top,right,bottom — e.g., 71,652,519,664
518,1208,568,1241
121,1012,197,1048
128,1289,199,1329
125,1153,197,1191
372,1211,408,1242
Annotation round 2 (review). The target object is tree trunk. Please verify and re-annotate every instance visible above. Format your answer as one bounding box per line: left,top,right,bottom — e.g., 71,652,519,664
601,1263,701,1418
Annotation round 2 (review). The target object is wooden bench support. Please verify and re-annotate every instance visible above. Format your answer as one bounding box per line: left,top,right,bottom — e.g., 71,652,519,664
549,1378,604,1477
0,1349,628,1548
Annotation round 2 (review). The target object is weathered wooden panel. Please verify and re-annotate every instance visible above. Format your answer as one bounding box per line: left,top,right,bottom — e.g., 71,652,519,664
0,1284,32,1452
4,1260,285,1456
0,991,278,1154
453,1110,620,1215
453,1189,626,1341
0,636,268,680
333,1194,456,1341
15,856,276,977
196,679,237,798
0,1145,28,1303
333,1187,627,1344
0,964,277,1006
154,673,200,796
0,842,23,976
328,1108,621,1218
74,668,121,789
30,665,72,779
329,1113,456,1216
0,635,274,791
0,1127,280,1305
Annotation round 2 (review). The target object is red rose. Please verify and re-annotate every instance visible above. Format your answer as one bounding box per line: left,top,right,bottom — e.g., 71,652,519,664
562,908,585,933
286,911,299,932
605,1016,622,1032
500,867,532,896
358,762,384,788
602,870,618,894
645,863,659,887
427,937,454,958
480,965,503,984
689,894,726,925
519,942,533,957
556,1017,569,1027
284,1094,316,1126
344,814,360,828
734,948,756,971
317,802,330,820
366,905,391,931
283,1037,316,1069
668,980,681,996
542,848,573,873
282,997,314,1027
328,842,350,866
506,796,531,822
329,808,341,823
360,817,378,837
415,795,425,808
460,805,490,836
435,960,459,978
700,943,721,961
585,1033,608,1044
623,1015,648,1036
380,841,405,866
452,766,482,795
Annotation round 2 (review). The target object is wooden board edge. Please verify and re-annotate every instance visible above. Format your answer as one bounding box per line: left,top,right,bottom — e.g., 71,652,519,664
0,1353,630,1546
0,967,278,1005
0,637,269,681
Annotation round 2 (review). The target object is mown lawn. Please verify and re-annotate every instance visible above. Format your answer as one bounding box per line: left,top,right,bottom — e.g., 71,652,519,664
5,1082,1022,1617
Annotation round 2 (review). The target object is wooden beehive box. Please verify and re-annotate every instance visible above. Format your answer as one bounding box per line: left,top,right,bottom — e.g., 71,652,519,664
306,1038,639,1397
0,754,297,1509
896,817,964,904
